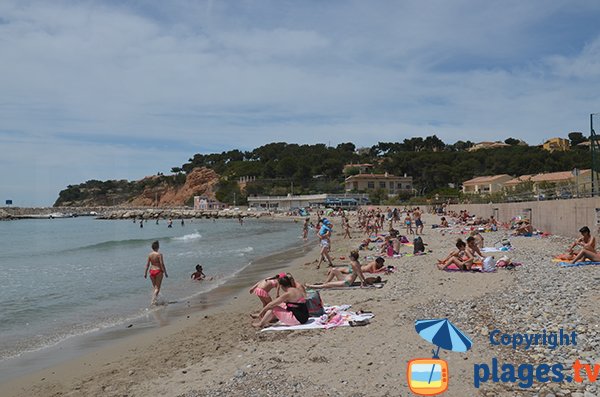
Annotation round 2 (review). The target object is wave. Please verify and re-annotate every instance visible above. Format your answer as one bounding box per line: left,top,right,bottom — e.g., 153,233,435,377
60,238,164,253
171,232,202,241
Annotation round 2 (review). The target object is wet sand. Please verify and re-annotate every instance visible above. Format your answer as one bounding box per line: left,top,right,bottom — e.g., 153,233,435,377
2,212,599,397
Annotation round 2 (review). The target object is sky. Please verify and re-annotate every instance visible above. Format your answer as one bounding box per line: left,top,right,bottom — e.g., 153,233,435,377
1,0,600,206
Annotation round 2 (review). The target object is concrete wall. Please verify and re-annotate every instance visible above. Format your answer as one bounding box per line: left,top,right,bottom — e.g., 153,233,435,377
447,197,600,238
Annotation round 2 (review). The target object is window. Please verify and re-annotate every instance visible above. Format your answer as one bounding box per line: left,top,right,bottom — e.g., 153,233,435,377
397,182,403,188
367,181,375,189
379,181,386,188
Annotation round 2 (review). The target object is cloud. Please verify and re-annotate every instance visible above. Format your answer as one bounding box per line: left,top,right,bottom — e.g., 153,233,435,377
0,0,599,205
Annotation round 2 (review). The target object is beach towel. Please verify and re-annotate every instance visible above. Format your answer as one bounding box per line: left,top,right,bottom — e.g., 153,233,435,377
482,247,511,253
261,306,374,332
311,281,386,290
558,261,600,268
441,263,479,272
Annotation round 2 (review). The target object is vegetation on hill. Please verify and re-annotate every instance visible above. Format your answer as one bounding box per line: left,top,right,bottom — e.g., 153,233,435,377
174,137,591,203
55,135,592,206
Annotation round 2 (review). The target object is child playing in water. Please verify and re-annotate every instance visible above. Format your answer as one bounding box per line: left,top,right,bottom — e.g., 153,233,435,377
191,264,206,281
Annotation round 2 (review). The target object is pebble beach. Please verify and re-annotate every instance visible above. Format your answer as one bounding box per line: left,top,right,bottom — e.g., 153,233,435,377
2,212,599,397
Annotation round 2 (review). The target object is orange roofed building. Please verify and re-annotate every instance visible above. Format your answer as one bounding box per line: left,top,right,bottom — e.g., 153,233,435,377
462,174,513,194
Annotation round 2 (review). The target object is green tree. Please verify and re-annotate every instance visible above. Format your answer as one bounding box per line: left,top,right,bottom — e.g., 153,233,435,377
568,132,586,146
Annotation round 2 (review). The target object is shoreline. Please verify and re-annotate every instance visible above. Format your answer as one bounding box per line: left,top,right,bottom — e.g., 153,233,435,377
0,217,313,384
2,213,598,396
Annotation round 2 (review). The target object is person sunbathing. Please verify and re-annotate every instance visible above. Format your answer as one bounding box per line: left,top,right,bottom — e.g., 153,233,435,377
570,248,600,263
252,275,308,328
556,226,596,261
470,230,484,249
307,250,367,288
440,217,449,228
514,220,533,236
334,257,388,274
437,239,474,270
466,236,485,263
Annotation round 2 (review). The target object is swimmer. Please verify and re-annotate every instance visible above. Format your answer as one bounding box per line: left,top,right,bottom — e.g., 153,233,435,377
144,240,168,305
191,264,206,281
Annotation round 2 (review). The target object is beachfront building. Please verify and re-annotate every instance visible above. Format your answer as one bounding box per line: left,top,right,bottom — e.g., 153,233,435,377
462,174,513,194
344,173,413,196
467,141,511,152
193,196,225,210
247,193,369,211
504,175,534,191
542,137,570,152
530,169,592,196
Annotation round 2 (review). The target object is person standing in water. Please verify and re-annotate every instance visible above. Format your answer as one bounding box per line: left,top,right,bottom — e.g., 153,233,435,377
144,241,168,305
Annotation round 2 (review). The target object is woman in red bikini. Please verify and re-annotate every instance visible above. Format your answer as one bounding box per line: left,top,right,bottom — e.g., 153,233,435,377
144,240,168,305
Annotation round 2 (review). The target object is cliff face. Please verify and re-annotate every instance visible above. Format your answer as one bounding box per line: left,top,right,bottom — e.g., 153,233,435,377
129,168,219,207
54,167,220,207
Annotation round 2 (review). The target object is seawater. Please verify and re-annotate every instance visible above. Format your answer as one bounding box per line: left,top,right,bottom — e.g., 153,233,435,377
0,216,302,361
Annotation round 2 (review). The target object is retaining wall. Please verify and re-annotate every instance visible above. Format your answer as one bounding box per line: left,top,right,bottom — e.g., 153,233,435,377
447,197,600,238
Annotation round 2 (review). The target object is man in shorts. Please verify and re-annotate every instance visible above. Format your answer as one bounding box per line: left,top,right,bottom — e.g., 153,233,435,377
317,219,334,269
414,207,424,235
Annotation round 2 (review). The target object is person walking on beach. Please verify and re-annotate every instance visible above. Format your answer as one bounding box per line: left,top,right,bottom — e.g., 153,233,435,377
144,241,168,305
414,207,423,235
316,220,334,269
302,218,310,239
404,213,414,235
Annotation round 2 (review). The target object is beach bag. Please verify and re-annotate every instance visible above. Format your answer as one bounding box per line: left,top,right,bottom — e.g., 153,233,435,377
483,256,496,272
501,237,511,247
400,236,409,244
305,289,325,316
413,237,425,254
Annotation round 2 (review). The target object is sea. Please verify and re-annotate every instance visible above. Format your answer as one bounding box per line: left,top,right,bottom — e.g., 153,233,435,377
0,216,304,369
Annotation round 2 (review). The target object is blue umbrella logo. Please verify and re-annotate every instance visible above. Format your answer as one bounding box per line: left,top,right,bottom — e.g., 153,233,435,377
408,318,473,394
415,318,473,358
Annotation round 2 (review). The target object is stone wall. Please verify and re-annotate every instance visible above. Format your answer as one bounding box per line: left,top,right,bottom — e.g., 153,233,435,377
447,197,600,238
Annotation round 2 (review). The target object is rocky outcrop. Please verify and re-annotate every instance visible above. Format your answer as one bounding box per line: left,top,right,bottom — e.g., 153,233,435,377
129,167,219,207
54,167,220,207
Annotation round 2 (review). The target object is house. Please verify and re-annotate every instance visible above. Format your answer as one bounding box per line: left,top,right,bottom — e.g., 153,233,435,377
530,169,591,194
504,175,533,191
344,173,413,195
343,163,373,174
462,174,513,194
468,141,510,152
193,196,225,210
542,138,570,152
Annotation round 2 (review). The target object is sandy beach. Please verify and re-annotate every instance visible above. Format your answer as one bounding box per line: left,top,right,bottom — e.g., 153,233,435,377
2,212,599,397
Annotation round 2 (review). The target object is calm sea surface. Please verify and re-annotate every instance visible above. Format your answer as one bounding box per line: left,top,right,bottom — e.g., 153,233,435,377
0,216,302,360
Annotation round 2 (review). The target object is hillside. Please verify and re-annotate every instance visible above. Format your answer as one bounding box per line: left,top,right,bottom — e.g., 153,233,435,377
54,167,219,207
54,136,593,207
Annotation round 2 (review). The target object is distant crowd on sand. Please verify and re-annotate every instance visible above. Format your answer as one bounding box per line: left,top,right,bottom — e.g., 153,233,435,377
140,205,597,325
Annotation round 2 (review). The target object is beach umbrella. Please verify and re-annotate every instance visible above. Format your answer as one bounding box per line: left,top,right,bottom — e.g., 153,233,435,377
415,318,473,384
415,318,472,355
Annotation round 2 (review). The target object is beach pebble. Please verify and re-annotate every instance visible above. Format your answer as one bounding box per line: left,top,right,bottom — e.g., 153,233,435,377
234,369,246,379
128,370,135,376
